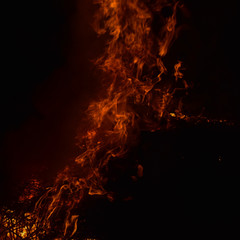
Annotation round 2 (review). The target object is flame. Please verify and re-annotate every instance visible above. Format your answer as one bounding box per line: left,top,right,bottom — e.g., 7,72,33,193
1,0,190,238
174,60,183,81
38,0,185,236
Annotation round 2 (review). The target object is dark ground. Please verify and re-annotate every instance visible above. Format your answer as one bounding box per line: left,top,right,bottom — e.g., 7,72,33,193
1,0,239,238
76,122,240,239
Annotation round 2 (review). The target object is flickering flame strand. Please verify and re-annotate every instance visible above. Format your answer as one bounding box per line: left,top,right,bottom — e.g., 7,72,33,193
159,1,178,56
174,60,184,81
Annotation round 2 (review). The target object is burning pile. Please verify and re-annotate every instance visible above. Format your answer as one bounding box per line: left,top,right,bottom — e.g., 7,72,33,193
1,0,189,239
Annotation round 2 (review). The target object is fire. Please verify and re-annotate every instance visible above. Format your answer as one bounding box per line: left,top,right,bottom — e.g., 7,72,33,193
0,210,41,239
1,0,191,238
18,179,41,202
174,60,183,81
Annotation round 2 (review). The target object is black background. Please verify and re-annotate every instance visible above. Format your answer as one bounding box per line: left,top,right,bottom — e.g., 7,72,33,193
1,0,239,238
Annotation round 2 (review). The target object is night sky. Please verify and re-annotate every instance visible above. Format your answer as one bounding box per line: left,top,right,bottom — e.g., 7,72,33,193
1,0,239,238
